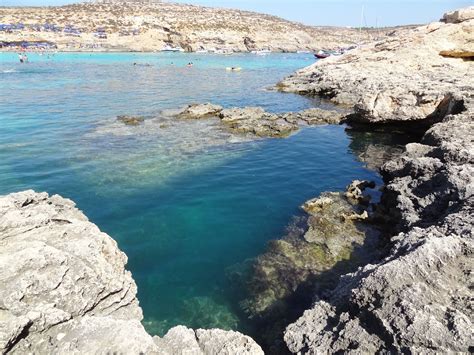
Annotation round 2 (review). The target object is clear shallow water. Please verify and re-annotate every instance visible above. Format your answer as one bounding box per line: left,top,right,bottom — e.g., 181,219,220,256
1,52,382,336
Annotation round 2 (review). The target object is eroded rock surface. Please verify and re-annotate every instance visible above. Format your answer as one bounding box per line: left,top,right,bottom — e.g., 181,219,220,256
278,9,473,125
0,191,263,354
283,65,474,355
173,103,345,138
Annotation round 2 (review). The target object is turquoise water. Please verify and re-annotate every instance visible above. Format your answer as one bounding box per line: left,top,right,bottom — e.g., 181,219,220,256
1,52,384,337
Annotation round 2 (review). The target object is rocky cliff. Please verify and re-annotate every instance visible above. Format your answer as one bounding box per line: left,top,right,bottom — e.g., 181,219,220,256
0,190,263,354
275,7,473,354
0,1,399,52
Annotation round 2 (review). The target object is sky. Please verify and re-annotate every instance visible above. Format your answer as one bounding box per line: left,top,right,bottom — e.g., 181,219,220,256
1,0,472,27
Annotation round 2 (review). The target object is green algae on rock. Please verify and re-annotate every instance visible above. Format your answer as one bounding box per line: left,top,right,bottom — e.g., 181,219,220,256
242,181,382,317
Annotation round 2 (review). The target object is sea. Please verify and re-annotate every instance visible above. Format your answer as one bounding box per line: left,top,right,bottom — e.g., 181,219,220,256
0,51,406,339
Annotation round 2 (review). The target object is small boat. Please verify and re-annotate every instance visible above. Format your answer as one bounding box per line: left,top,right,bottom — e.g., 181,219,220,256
314,48,346,59
297,50,311,54
161,44,185,52
226,67,242,72
314,50,330,59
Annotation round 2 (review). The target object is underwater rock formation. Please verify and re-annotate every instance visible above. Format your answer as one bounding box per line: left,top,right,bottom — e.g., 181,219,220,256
117,115,145,126
240,181,384,352
0,191,263,354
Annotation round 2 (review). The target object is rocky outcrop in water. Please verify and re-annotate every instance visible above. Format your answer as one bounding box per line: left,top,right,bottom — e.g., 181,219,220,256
277,8,473,127
174,103,345,137
239,181,385,352
0,190,263,354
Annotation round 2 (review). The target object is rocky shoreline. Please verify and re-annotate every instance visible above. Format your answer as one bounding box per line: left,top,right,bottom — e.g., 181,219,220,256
0,1,399,53
1,6,473,355
275,7,473,353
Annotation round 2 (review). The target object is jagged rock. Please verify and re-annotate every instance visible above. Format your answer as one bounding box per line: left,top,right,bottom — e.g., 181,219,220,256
153,326,264,355
283,86,474,355
176,103,223,119
345,180,376,204
277,8,474,125
0,191,262,354
285,212,473,354
171,104,344,138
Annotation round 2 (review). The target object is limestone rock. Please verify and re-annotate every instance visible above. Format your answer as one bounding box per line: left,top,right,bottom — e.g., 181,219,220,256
172,104,345,138
0,2,401,53
176,103,223,119
283,98,474,355
277,8,474,124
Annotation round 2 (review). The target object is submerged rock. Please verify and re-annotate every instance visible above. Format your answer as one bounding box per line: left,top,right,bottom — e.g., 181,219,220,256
240,181,383,352
0,191,263,354
117,115,145,126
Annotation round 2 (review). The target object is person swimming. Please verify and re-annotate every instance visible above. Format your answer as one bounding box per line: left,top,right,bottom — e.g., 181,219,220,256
187,62,193,67
18,53,24,63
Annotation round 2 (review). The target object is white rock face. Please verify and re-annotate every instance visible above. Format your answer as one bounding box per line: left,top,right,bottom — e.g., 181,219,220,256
0,190,263,354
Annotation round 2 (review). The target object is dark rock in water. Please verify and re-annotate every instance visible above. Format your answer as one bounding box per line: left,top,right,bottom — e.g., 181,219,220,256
345,127,420,171
117,115,145,126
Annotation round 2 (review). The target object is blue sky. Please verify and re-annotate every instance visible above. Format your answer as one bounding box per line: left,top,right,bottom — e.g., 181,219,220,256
1,0,472,26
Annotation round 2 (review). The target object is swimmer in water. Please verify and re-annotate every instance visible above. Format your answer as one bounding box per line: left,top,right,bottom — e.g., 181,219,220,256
187,62,193,67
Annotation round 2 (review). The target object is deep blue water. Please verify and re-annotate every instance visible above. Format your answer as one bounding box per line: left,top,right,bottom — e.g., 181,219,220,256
1,52,382,335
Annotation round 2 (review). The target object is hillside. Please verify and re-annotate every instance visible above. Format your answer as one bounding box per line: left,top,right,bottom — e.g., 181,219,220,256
0,0,401,52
